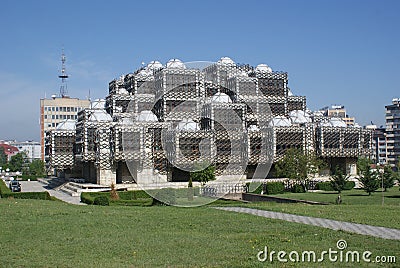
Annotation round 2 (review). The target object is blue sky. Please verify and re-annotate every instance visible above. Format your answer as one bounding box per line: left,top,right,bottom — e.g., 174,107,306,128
0,0,399,141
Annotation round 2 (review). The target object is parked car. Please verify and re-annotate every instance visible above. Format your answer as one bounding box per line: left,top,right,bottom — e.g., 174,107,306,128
9,181,21,192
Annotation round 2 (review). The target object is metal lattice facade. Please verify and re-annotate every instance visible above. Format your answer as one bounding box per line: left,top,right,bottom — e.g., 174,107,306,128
45,57,372,185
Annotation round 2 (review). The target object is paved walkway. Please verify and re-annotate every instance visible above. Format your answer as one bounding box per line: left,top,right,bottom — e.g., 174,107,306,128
18,181,84,205
214,207,400,241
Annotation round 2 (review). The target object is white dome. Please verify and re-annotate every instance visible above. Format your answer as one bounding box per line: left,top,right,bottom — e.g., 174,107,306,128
235,71,248,77
288,89,294,96
269,116,292,127
118,88,129,94
176,119,199,131
136,110,158,122
255,64,272,73
166,59,186,69
289,110,311,124
56,119,76,130
248,125,259,131
119,117,134,125
211,92,232,103
313,111,324,117
137,68,152,76
329,118,347,127
217,57,236,66
146,60,163,70
91,99,106,109
89,110,112,122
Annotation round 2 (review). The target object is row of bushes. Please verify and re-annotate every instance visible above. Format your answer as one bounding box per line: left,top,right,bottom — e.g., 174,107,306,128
247,180,355,195
315,181,355,191
247,182,305,195
81,190,154,206
0,179,53,200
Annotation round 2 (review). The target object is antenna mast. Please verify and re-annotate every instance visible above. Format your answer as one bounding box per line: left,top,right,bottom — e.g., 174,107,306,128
59,48,69,97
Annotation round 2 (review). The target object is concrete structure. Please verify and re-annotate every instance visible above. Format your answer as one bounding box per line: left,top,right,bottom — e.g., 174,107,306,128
385,98,400,168
366,125,387,165
46,57,372,185
40,96,90,160
320,105,356,127
8,140,41,162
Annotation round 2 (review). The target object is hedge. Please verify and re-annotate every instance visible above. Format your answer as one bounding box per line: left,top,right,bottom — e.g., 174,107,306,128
316,181,355,191
19,175,40,181
291,184,306,193
246,183,263,194
2,191,52,200
93,196,109,206
81,190,155,206
111,198,153,207
265,182,285,195
0,180,12,196
316,182,334,191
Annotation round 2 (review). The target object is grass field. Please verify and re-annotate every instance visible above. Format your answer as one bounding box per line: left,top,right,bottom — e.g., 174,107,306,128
0,198,399,267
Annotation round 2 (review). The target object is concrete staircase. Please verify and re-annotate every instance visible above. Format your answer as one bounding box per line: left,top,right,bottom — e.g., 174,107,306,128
58,182,111,197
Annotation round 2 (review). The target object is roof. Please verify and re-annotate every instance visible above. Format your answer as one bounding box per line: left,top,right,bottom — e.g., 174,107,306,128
211,93,232,103
0,143,19,155
176,119,199,131
136,110,158,122
56,119,76,130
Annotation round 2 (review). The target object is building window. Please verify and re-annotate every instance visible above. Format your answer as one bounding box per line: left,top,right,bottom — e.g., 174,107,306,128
56,107,59,112
44,115,47,119
52,115,55,119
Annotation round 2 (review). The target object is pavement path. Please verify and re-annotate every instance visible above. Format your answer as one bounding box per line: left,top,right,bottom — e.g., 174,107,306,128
17,181,84,205
214,207,400,241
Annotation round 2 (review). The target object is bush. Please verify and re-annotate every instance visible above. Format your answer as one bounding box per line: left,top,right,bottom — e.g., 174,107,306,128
0,180,12,196
2,191,52,200
246,183,263,194
111,198,153,207
343,181,355,190
19,175,40,181
291,184,305,193
265,182,285,195
316,182,334,191
316,181,355,191
81,192,95,204
81,190,154,205
93,195,110,206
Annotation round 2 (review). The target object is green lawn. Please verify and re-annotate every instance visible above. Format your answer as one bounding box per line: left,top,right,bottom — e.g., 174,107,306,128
234,187,400,229
0,199,399,267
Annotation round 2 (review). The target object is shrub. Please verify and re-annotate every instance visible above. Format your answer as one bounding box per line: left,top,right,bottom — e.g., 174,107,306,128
0,180,12,196
291,184,305,193
93,195,110,206
111,198,153,207
265,182,285,195
2,191,52,200
81,192,95,204
246,183,263,194
19,175,40,181
316,182,334,191
110,183,119,201
343,181,355,190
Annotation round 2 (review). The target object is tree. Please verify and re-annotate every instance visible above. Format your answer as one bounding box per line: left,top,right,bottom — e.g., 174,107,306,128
382,165,396,192
29,159,45,176
357,157,371,176
357,158,379,195
190,162,215,185
0,147,7,167
8,152,26,172
275,148,324,191
330,166,350,194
